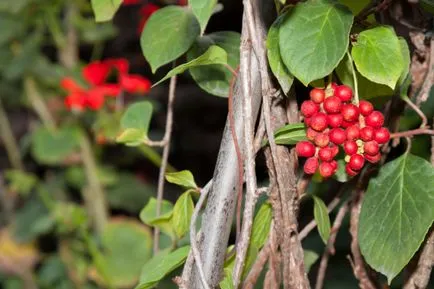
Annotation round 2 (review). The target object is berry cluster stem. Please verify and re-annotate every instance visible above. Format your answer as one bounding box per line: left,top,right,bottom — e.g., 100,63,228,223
347,51,359,105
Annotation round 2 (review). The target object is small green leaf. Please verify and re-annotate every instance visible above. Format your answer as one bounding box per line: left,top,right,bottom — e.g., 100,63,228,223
141,6,200,73
139,198,175,238
351,26,404,89
165,170,198,189
267,13,294,95
154,45,227,86
136,246,190,289
250,203,272,248
219,268,234,289
117,101,153,146
279,0,353,85
91,0,122,22
304,250,320,272
187,31,241,97
5,170,38,196
313,196,331,244
359,153,434,284
273,123,307,145
116,129,146,146
172,191,194,239
189,0,217,33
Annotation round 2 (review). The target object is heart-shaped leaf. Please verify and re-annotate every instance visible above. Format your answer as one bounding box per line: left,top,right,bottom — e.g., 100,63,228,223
117,101,153,146
189,0,217,33
140,198,175,238
165,170,198,189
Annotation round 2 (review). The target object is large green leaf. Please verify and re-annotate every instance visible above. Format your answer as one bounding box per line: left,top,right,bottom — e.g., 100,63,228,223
267,13,294,95
136,246,190,289
171,191,194,239
165,170,198,189
250,203,272,248
359,153,434,283
189,0,217,33
117,101,153,146
313,196,331,244
187,31,240,97
351,26,404,89
141,6,200,73
398,37,411,89
279,0,353,86
154,45,227,86
91,0,122,22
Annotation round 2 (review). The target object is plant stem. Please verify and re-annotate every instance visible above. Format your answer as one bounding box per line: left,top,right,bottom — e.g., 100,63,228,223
0,98,24,170
347,51,359,105
138,145,176,172
390,128,434,139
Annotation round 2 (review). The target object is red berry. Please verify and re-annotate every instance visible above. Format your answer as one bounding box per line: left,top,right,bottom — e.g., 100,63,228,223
359,100,374,116
334,85,353,102
341,104,360,122
301,100,319,118
349,154,365,171
330,145,339,157
304,157,319,174
296,141,316,158
345,164,359,176
365,152,381,163
323,96,342,114
346,125,360,140
310,88,325,104
310,112,328,131
306,127,318,141
314,133,330,148
319,162,335,178
327,114,343,128
318,147,334,162
344,140,358,155
363,141,379,156
305,117,312,127
329,128,346,145
365,111,384,128
330,160,338,171
374,127,390,144
360,126,375,141
331,82,338,90
341,120,356,129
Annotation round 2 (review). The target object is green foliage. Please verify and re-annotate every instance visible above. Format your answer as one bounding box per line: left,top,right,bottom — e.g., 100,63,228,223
304,250,320,272
141,6,200,73
165,170,198,189
140,198,175,239
189,0,217,33
313,196,331,244
273,123,307,145
351,26,404,89
250,203,272,248
154,45,228,86
136,246,190,289
90,0,122,22
117,101,153,146
5,170,38,196
278,0,353,85
187,31,241,97
172,191,194,239
359,153,434,283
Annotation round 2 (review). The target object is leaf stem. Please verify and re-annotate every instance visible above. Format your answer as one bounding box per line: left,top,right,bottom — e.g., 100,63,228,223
346,51,359,105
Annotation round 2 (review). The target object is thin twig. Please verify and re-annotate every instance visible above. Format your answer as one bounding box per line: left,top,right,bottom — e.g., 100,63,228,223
242,241,271,289
390,128,434,139
315,201,350,289
153,74,178,254
253,108,265,154
403,97,428,128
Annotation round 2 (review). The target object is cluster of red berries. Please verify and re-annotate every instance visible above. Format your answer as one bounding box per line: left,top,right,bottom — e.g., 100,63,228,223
296,84,390,178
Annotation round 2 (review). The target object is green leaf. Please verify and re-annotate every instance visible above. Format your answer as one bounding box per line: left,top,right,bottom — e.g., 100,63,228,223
139,198,175,238
189,0,217,33
313,196,331,244
250,203,272,248
359,153,434,284
31,126,81,165
165,170,198,189
117,101,153,146
273,123,307,145
398,37,411,88
279,0,353,86
91,0,122,22
154,45,227,86
116,129,146,146
141,6,200,73
187,31,241,97
267,13,294,95
420,0,434,14
5,170,38,196
172,191,194,239
304,250,320,272
219,268,234,289
136,246,190,289
351,26,404,89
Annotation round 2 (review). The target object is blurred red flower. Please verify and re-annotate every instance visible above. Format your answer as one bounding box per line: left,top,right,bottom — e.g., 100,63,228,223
123,0,141,5
138,3,160,33
120,74,152,94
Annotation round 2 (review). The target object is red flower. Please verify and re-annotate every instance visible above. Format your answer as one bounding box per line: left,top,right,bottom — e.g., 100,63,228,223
61,77,84,93
120,74,152,94
86,88,105,110
123,0,141,5
65,92,87,111
83,61,111,86
98,84,122,97
138,3,160,33
105,58,130,75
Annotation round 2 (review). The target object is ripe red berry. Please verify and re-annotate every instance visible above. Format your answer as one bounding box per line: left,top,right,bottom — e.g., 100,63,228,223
374,127,390,144
329,128,346,145
359,100,374,116
305,117,312,127
323,96,342,114
344,140,358,155
349,154,365,171
301,100,319,118
360,126,375,142
334,85,353,102
319,162,335,178
318,147,333,162
327,114,343,128
331,82,338,90
330,145,339,157
365,111,384,128
296,141,316,158
310,112,328,131
363,141,379,156
304,157,319,174
345,164,359,176
310,88,325,104
341,120,356,129
346,125,360,140
314,133,330,148
306,127,318,141
329,160,338,171
365,152,381,163
341,104,360,122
